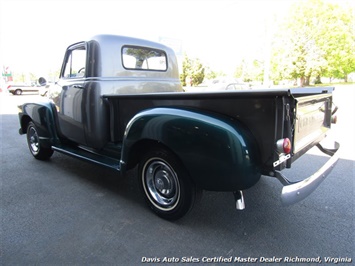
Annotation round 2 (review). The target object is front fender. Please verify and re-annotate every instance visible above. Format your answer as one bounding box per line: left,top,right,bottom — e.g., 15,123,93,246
122,108,261,191
18,101,58,147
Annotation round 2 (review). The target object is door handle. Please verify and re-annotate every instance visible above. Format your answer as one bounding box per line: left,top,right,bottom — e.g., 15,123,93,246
73,85,84,89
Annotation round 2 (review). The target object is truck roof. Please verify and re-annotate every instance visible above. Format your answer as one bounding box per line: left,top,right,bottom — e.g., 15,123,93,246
91,34,173,52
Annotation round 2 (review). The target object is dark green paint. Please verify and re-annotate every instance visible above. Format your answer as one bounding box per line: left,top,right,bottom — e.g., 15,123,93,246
122,108,261,191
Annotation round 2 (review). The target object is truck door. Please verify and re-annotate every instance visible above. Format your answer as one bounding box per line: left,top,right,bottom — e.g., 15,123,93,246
57,43,87,145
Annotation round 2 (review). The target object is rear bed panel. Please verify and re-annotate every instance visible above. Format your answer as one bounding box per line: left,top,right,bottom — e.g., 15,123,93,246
104,87,335,175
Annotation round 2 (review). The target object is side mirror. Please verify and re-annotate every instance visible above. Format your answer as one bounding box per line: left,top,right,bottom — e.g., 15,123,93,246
38,77,47,86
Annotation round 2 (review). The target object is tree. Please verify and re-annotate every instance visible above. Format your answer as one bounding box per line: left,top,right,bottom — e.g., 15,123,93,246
271,0,355,86
320,2,355,81
180,54,205,86
204,66,226,81
12,71,27,83
234,59,264,83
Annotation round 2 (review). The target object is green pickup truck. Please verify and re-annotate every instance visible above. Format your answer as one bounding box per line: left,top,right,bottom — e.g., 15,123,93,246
18,35,340,220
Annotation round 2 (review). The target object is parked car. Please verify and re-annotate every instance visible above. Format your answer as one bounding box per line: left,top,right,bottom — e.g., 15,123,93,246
7,84,41,95
210,82,249,91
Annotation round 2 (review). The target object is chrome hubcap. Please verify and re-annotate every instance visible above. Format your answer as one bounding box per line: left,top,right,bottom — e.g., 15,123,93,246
143,159,180,211
154,170,174,196
28,127,39,154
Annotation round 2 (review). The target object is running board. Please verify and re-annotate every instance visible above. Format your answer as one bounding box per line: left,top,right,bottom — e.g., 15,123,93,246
52,145,121,171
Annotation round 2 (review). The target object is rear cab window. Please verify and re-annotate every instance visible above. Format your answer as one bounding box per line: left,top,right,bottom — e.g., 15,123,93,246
122,46,167,71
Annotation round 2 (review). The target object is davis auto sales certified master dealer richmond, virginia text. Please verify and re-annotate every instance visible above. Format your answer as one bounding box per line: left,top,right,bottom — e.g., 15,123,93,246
141,256,352,263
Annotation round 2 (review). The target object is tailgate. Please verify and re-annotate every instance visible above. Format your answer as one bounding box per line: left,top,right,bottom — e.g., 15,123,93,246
293,93,333,156
274,87,340,206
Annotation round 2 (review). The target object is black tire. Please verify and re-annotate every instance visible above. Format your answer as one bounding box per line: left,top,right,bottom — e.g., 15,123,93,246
26,122,54,160
14,89,22,95
138,148,197,220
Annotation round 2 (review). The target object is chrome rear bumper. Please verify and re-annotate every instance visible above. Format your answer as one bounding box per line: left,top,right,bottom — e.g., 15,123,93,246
275,141,340,206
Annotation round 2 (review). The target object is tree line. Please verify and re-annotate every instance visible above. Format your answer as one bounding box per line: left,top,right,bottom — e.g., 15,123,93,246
181,0,355,87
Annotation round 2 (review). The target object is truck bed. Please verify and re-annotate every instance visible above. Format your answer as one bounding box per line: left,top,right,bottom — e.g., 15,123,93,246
104,87,334,174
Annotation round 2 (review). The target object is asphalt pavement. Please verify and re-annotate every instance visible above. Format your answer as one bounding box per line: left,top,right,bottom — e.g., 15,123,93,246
0,87,354,265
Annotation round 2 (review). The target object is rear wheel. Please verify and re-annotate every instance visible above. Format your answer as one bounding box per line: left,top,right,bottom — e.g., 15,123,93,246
26,122,54,160
138,148,197,220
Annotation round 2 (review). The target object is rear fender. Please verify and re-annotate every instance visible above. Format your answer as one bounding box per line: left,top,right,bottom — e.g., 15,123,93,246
18,102,58,147
122,108,261,191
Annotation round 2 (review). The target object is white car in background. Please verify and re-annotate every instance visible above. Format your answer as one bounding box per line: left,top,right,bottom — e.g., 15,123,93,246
207,78,250,91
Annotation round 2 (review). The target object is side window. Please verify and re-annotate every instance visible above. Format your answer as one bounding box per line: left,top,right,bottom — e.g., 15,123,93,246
63,46,86,78
122,46,167,71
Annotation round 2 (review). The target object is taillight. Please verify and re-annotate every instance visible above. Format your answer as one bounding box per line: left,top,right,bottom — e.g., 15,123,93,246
331,115,337,124
331,106,338,124
276,138,292,154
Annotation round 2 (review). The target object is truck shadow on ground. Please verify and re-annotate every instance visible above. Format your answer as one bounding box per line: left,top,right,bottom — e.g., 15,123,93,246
45,147,351,227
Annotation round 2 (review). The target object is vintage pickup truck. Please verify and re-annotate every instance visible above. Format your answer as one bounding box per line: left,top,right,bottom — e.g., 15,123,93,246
18,35,340,220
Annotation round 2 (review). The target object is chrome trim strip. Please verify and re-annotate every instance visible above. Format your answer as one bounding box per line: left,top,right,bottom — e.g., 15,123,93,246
276,141,340,206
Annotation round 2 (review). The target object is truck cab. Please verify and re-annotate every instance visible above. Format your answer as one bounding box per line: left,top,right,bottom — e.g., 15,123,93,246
51,35,182,149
